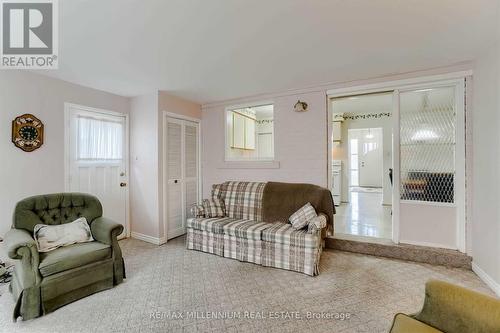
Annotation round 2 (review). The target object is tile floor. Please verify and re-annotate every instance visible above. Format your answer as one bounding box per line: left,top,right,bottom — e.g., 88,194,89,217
334,189,392,240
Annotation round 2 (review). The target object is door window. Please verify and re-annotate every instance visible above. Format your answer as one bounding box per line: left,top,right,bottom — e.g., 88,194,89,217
77,116,124,160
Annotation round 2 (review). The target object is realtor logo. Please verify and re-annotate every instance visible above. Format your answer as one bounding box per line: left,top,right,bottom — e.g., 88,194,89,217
1,0,58,69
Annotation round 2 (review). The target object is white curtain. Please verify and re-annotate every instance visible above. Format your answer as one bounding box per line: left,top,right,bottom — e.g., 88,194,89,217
77,116,123,160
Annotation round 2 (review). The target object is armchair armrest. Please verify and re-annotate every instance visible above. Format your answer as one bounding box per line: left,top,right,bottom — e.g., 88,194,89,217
4,229,37,260
414,280,500,333
3,228,41,292
90,217,123,245
90,217,125,284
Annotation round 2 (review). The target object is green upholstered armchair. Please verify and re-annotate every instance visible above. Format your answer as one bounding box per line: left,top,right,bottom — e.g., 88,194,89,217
389,280,500,333
3,193,125,321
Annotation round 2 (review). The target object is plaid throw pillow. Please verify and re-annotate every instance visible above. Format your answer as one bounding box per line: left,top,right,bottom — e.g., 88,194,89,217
289,202,317,230
203,198,225,218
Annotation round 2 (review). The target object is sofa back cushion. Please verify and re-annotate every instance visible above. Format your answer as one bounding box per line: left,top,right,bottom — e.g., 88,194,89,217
211,181,266,221
13,193,103,233
261,182,335,235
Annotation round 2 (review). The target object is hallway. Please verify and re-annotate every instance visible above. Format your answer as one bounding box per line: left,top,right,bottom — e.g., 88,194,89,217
334,189,392,239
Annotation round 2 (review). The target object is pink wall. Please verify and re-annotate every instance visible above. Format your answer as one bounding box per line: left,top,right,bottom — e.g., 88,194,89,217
201,91,328,197
130,91,201,241
200,63,473,198
130,92,160,239
0,71,130,237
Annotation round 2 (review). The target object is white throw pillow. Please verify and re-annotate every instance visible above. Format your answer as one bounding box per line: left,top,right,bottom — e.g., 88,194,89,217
289,202,317,230
34,217,94,252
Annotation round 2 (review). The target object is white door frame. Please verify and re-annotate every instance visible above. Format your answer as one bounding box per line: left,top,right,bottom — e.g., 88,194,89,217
63,102,131,238
162,111,202,243
327,71,469,250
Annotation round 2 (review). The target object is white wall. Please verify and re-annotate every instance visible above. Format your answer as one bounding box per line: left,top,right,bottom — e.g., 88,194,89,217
201,91,327,197
130,93,160,239
470,12,500,293
0,71,130,238
129,91,201,241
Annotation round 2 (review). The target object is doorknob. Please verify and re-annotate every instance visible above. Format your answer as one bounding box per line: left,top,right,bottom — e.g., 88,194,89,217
174,180,178,184
120,182,127,187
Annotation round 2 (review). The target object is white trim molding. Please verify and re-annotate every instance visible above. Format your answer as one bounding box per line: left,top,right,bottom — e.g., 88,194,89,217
472,262,500,297
326,70,472,97
131,232,166,246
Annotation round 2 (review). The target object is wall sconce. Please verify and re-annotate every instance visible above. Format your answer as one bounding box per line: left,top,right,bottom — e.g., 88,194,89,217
294,100,308,112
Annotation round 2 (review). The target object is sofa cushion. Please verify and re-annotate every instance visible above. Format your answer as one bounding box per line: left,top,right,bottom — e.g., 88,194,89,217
211,183,227,200
222,219,273,240
220,181,266,221
390,313,443,333
186,217,239,234
262,223,320,248
39,241,111,277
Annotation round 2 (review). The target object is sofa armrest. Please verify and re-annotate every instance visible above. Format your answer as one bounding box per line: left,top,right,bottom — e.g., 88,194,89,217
414,280,500,333
307,213,328,234
90,217,123,245
4,228,38,260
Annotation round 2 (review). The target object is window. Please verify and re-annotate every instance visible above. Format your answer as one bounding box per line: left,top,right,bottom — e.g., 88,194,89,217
226,104,274,161
399,86,455,203
77,116,124,160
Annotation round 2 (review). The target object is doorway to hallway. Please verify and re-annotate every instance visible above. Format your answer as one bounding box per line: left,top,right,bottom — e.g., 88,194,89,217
330,93,393,240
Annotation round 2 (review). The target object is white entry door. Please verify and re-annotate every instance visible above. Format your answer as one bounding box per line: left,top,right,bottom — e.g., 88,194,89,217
165,116,199,240
358,128,383,187
66,104,129,238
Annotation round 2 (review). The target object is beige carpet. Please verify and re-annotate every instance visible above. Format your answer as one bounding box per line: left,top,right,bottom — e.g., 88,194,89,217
0,237,494,333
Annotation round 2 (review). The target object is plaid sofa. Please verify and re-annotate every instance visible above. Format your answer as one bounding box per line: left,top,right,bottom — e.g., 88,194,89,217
186,181,330,276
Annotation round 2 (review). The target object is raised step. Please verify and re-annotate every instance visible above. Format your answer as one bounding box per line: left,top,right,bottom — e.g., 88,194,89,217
325,234,472,269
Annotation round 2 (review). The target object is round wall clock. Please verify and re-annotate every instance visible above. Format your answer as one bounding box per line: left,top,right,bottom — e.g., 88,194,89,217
12,114,44,152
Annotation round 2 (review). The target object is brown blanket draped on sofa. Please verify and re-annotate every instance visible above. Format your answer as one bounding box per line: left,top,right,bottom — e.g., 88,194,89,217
261,182,336,236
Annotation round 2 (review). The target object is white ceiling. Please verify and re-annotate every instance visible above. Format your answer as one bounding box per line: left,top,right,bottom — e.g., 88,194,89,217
38,0,498,103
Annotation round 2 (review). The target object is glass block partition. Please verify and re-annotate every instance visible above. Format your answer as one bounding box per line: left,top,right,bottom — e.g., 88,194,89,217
399,86,456,203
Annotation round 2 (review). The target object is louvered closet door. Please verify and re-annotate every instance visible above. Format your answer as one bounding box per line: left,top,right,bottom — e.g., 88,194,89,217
166,118,184,239
166,117,200,240
184,122,199,222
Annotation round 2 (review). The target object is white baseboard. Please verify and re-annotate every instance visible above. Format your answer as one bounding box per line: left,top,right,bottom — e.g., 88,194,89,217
472,262,500,297
131,232,162,245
